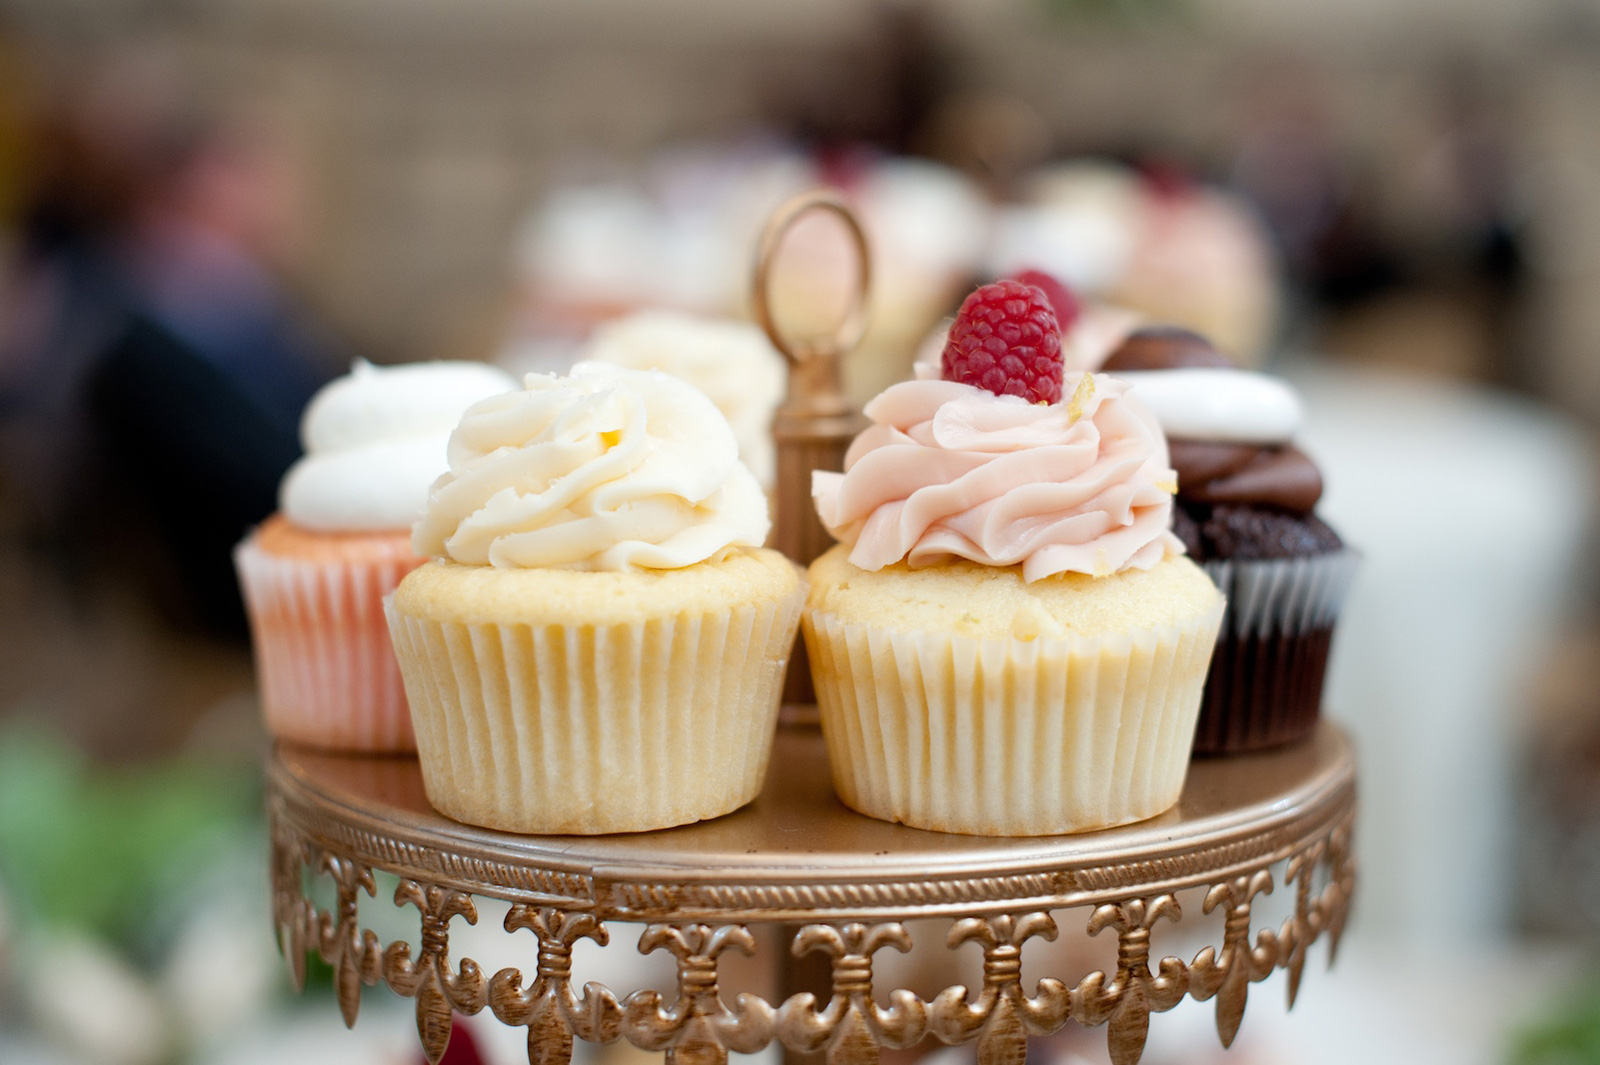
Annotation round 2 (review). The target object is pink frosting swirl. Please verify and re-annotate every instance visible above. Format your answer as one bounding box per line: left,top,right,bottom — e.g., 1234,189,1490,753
813,374,1183,582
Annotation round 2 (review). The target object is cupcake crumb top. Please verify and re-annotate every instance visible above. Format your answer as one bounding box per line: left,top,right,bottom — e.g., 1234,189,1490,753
807,544,1216,641
395,548,798,626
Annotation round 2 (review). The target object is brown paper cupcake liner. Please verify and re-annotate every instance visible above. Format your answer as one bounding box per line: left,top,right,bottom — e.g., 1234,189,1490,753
1193,549,1359,754
385,582,806,835
803,598,1225,836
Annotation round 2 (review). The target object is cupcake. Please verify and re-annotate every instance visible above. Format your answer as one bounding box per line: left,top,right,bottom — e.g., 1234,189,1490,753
996,160,1280,365
235,359,516,751
387,363,805,834
1104,327,1358,753
580,310,787,490
807,281,1225,836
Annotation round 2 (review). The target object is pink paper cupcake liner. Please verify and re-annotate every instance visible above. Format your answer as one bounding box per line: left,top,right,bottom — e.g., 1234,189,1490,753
235,536,424,752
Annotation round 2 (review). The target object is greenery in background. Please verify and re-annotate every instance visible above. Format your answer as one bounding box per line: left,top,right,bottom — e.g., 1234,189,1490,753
1513,977,1600,1065
0,722,257,960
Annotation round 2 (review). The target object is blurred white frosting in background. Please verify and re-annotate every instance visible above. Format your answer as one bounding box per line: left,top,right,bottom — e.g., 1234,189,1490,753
993,160,1280,365
504,141,995,405
989,160,1142,293
506,145,1283,406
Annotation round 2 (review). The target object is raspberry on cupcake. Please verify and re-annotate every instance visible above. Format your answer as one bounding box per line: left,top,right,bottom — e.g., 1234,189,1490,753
913,269,1142,386
940,279,1065,404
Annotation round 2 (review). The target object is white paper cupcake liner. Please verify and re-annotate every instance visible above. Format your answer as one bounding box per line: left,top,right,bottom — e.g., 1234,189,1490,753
385,582,806,835
1202,548,1360,640
803,599,1225,836
234,538,421,752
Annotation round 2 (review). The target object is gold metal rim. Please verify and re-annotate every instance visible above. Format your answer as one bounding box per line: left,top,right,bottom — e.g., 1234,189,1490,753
266,723,1356,921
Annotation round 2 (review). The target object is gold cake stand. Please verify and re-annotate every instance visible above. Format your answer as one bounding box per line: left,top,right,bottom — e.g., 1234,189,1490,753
267,192,1356,1065
267,721,1355,1065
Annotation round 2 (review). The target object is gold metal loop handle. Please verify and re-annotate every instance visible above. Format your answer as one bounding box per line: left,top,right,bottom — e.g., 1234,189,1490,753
751,190,872,364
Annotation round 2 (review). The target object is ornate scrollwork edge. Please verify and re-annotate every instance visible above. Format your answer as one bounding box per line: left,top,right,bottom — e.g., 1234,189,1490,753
270,800,1356,1065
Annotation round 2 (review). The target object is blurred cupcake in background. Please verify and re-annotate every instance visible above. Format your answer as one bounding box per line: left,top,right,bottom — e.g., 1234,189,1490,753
839,156,993,402
506,140,818,370
514,181,673,336
504,141,993,405
1104,327,1358,753
1114,175,1280,365
234,359,514,751
581,310,787,491
997,160,1280,365
989,161,1143,297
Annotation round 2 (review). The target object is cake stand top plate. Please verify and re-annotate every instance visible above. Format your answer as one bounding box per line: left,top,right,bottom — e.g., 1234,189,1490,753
268,721,1354,923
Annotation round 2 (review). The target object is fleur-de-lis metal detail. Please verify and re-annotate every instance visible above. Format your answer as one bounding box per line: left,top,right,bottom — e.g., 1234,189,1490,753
1322,822,1356,964
1188,870,1277,1046
314,852,382,1027
1075,896,1187,1065
386,880,488,1064
783,923,923,1065
268,811,314,993
492,906,618,1065
1281,840,1326,1008
931,913,1068,1065
626,924,757,1065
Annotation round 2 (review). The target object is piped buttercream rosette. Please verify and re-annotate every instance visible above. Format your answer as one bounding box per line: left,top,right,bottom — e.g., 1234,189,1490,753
413,362,769,571
812,373,1182,583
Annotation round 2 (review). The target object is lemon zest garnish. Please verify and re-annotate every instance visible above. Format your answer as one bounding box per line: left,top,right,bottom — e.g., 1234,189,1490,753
1155,479,1178,495
1066,372,1096,423
600,429,623,449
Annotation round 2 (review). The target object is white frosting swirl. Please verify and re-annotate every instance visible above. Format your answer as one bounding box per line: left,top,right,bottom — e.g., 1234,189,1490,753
413,363,769,570
281,360,516,532
581,311,786,488
1113,368,1302,445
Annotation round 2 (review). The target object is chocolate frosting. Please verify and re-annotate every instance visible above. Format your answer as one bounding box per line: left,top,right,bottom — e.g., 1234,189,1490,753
1103,325,1325,516
1170,441,1323,515
1102,326,1232,372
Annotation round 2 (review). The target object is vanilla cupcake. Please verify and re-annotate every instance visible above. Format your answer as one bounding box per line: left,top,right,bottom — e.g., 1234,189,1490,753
234,359,515,751
387,363,804,834
806,281,1224,836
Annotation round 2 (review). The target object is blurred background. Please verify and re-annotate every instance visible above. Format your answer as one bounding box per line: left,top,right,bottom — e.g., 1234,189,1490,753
2,0,1600,1062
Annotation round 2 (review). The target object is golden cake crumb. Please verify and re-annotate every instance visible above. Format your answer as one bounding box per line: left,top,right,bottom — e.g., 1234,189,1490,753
806,543,1219,641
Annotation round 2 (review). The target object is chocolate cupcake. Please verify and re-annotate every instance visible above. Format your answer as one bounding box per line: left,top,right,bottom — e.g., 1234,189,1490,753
1104,328,1358,753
